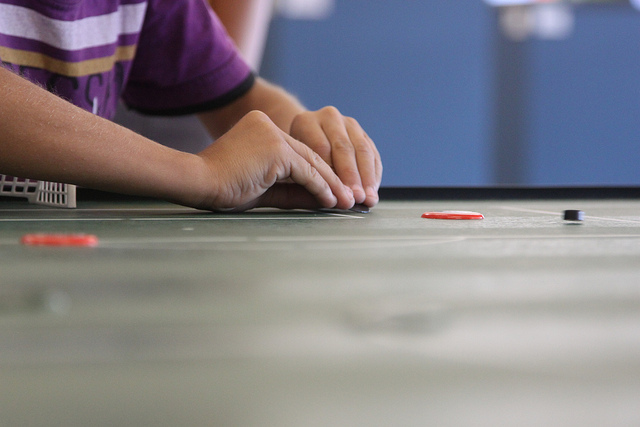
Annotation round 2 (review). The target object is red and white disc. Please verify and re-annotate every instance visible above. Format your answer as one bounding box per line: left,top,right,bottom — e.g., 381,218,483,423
21,233,99,247
421,211,484,220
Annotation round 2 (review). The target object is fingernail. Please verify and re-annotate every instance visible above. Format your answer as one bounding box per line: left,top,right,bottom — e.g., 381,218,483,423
366,186,379,204
351,185,366,203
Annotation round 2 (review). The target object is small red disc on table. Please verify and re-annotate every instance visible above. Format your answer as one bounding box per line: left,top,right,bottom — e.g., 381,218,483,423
421,211,484,220
21,233,99,247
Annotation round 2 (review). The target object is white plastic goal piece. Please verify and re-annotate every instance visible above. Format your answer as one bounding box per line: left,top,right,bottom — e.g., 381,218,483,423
0,174,76,208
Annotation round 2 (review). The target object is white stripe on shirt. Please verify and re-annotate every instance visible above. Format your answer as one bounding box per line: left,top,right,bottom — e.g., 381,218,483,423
0,3,147,51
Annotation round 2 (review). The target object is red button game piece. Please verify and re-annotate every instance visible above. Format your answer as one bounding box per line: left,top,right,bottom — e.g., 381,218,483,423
421,211,484,220
21,233,99,247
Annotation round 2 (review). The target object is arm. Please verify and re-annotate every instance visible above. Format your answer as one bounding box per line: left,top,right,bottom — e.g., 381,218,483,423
210,0,381,206
0,67,353,211
204,1,381,207
208,0,274,70
0,67,201,206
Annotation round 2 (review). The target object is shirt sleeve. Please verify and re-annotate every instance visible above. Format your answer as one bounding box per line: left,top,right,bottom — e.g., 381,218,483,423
121,0,254,116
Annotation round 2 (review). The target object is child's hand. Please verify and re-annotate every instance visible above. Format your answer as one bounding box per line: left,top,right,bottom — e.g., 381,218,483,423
193,111,355,212
289,106,382,208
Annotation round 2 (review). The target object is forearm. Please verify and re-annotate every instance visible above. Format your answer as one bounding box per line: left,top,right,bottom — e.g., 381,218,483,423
208,0,274,70
198,77,306,138
0,67,206,207
251,78,307,132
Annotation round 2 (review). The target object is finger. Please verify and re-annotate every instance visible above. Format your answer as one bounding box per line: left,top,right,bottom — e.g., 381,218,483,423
320,116,367,203
366,131,383,184
290,114,332,165
347,126,382,206
283,132,355,210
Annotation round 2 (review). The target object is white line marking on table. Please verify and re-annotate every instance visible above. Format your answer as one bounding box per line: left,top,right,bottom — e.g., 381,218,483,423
0,214,362,223
256,235,464,243
499,206,640,224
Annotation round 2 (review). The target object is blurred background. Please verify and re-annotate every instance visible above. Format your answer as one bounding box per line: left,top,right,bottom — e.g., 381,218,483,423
118,0,640,188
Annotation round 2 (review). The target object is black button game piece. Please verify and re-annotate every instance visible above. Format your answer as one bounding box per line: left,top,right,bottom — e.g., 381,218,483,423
349,203,370,214
563,210,584,221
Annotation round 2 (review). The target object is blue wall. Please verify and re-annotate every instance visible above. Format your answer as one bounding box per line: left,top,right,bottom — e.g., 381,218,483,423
261,1,495,187
261,1,640,187
527,5,640,185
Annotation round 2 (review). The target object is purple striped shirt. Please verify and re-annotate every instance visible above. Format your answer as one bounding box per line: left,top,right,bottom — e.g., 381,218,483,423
0,0,253,119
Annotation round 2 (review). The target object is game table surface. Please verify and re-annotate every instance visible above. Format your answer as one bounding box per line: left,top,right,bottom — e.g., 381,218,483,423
1,187,639,426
